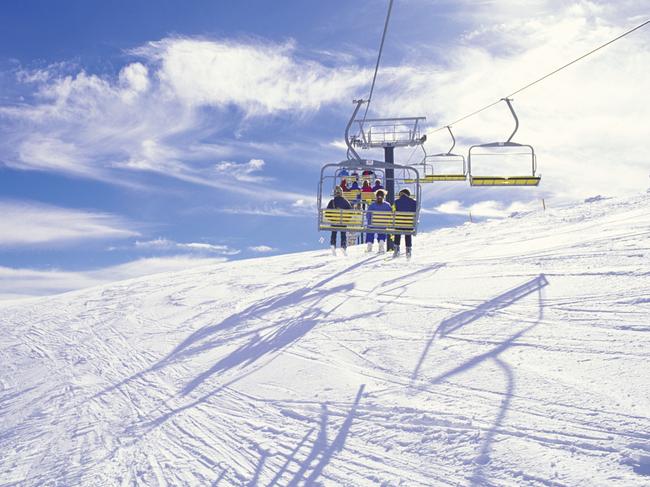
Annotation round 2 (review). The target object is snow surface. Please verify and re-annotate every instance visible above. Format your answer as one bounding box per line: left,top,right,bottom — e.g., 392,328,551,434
1,192,650,486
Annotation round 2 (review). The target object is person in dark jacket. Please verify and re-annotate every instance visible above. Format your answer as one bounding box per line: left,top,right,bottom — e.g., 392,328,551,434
349,178,360,190
372,179,383,191
366,189,392,253
327,185,352,255
392,188,417,259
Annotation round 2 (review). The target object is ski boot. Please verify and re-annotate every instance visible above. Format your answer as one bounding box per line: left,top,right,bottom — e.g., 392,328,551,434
392,244,400,259
378,241,385,254
406,247,412,260
330,245,337,256
366,242,373,253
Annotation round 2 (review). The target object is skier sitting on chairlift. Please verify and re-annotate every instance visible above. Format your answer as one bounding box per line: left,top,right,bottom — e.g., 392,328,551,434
350,178,360,190
392,188,416,260
361,180,373,192
327,186,352,256
366,189,392,254
340,178,349,191
372,179,383,191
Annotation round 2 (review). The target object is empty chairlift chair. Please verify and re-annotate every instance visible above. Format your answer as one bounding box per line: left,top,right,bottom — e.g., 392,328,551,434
421,126,467,182
468,98,541,186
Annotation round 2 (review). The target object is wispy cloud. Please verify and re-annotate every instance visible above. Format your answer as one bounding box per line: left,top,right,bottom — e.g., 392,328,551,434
248,245,276,253
0,199,138,246
134,238,240,255
133,37,369,115
0,256,226,301
432,199,539,218
0,37,368,201
372,2,650,206
214,158,271,183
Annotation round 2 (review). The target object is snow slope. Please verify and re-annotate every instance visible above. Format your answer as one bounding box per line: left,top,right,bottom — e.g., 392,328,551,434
1,192,650,486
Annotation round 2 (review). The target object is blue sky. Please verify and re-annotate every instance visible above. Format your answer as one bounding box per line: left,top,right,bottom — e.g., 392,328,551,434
1,0,648,298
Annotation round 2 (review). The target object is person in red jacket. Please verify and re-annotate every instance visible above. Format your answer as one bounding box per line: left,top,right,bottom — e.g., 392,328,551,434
361,180,373,192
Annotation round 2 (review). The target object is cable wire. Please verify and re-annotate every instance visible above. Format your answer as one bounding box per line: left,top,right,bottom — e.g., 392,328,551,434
361,0,394,124
429,18,650,134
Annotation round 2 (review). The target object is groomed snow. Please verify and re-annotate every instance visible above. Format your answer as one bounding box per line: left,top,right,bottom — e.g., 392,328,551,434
1,192,649,486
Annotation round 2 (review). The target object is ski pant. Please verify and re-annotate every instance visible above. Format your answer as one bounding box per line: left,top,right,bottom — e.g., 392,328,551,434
394,234,412,248
366,232,386,244
330,231,347,248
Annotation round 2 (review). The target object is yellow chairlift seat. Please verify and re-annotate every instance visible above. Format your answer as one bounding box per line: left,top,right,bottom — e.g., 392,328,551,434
426,174,467,182
321,209,364,231
468,99,540,188
368,211,417,233
341,190,361,201
470,175,540,186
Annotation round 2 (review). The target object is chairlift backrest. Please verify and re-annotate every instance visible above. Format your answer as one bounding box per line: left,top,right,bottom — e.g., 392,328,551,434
467,99,540,186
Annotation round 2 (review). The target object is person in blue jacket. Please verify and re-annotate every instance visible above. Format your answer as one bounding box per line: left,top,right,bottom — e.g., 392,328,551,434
392,188,416,259
366,189,392,253
326,185,352,255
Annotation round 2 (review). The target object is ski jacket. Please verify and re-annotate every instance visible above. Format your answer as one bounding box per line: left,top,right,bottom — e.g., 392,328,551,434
361,182,372,192
327,195,352,210
372,182,383,191
350,181,360,190
367,201,392,225
394,194,416,212
340,180,349,191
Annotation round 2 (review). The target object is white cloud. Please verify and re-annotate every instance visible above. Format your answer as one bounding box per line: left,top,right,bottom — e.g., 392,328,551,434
0,37,368,201
118,62,150,101
371,2,650,206
135,238,240,255
433,199,539,218
0,256,226,301
218,207,296,217
218,200,314,217
134,37,370,116
2,7,648,212
248,245,276,253
214,158,271,182
0,200,138,246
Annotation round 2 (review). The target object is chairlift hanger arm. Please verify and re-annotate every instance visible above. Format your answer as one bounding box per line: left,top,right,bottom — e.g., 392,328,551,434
502,98,519,143
446,125,456,154
345,99,366,161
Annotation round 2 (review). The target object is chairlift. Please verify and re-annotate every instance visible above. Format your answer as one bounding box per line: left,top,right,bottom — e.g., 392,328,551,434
407,126,467,183
468,98,541,186
318,160,421,236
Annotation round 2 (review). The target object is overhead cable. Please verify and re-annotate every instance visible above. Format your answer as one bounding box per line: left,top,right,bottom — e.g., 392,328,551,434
361,0,395,125
429,17,650,133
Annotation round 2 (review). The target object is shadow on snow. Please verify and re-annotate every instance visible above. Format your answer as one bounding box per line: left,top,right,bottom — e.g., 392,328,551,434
410,274,549,486
213,384,365,487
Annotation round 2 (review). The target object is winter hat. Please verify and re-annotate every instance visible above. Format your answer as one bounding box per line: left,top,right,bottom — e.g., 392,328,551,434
399,188,411,196
334,186,343,196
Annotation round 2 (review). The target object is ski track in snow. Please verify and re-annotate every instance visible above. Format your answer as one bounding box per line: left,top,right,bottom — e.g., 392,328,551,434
1,192,650,486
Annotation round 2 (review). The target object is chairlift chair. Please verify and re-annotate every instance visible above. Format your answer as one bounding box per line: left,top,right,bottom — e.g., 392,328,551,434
468,98,541,186
407,126,467,183
318,160,421,236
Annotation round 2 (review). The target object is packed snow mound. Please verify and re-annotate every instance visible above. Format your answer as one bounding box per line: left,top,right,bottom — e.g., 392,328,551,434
1,192,650,486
